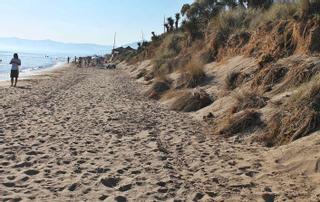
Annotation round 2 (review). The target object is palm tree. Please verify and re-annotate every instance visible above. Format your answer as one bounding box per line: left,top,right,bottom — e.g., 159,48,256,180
181,4,191,16
151,31,158,41
175,13,181,29
167,17,175,31
164,23,170,32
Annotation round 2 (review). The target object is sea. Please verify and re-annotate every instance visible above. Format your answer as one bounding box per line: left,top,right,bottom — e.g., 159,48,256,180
0,51,68,81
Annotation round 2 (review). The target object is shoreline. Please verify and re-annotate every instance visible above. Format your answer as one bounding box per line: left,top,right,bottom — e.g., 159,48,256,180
0,62,69,87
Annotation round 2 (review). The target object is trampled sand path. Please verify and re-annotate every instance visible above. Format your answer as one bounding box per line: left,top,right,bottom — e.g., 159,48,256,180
0,66,318,201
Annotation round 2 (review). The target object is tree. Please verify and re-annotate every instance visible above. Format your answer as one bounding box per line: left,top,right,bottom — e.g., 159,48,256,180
151,32,156,37
167,17,175,31
175,13,181,29
313,0,320,13
222,0,237,8
246,0,273,9
183,17,201,41
238,0,246,7
164,23,170,32
151,32,159,41
182,0,223,24
181,4,191,16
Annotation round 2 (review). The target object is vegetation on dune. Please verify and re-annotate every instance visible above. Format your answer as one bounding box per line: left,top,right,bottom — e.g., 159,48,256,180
128,0,320,66
261,75,320,147
121,0,320,146
177,60,206,88
145,77,171,100
218,110,263,137
225,71,250,90
231,90,268,113
170,89,213,112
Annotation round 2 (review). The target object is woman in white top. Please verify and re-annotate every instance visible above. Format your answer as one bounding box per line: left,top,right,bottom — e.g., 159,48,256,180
10,53,21,87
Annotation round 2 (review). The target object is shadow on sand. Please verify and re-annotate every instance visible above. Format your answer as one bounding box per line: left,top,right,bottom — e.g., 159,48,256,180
15,86,32,90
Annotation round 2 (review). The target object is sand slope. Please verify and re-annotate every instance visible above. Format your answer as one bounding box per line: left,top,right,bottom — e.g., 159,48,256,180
0,65,319,201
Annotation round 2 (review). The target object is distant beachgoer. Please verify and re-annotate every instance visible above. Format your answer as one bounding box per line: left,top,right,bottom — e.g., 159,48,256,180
10,53,21,87
67,57,70,64
78,57,83,68
74,56,77,63
87,57,92,67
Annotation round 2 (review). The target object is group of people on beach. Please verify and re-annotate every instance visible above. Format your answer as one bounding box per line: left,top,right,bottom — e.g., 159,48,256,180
75,56,105,68
76,56,92,68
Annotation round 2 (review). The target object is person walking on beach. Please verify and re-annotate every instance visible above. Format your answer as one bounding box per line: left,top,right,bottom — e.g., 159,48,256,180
67,57,70,64
10,53,21,87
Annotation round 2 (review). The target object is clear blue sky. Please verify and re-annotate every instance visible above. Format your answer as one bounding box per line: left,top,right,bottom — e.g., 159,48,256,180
0,0,193,45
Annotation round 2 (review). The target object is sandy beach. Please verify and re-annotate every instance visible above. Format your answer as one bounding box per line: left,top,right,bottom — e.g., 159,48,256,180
1,64,320,201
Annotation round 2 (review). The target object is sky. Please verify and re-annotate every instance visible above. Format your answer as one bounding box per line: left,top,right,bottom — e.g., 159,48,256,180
0,0,193,46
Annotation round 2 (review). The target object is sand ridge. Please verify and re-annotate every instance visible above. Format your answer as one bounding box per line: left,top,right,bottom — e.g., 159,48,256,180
0,65,319,201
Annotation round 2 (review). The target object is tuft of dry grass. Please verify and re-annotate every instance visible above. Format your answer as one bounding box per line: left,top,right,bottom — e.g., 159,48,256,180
225,71,250,91
231,90,268,113
258,53,273,67
136,69,148,79
145,77,171,100
177,60,206,88
250,3,299,29
260,75,320,146
276,60,320,92
170,89,213,112
225,71,241,90
218,110,263,137
209,8,259,37
252,64,288,92
152,32,188,76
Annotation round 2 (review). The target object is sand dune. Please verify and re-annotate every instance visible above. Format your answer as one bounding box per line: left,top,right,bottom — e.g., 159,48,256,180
0,65,319,201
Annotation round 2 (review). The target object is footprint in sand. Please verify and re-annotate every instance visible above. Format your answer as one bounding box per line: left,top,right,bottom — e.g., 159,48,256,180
3,182,15,188
118,184,132,192
68,183,79,191
99,195,109,201
100,177,120,188
24,169,39,176
114,196,127,202
156,181,166,187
